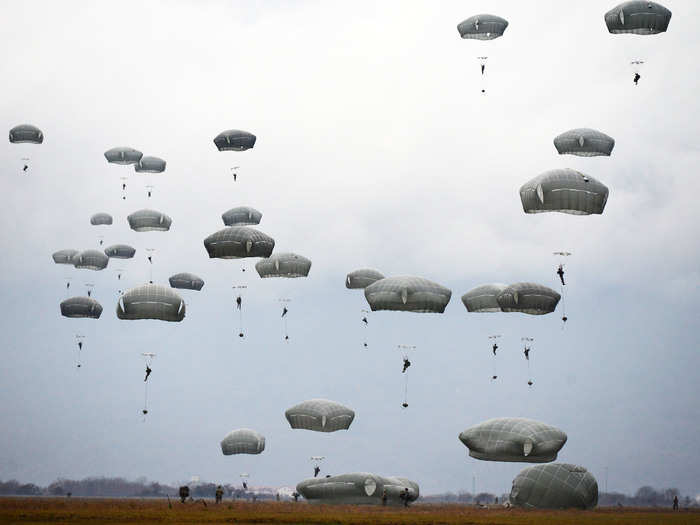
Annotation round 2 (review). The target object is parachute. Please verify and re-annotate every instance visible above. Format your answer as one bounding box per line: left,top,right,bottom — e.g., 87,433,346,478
519,169,609,215
9,124,43,173
73,250,109,271
90,213,113,226
364,276,451,313
203,226,275,259
510,463,598,509
496,283,561,315
53,249,78,265
461,284,507,312
285,399,355,432
127,209,172,232
345,268,385,289
255,253,311,278
553,129,615,157
214,130,257,151
457,14,508,39
220,429,266,455
459,418,567,463
169,273,204,291
116,284,185,322
222,206,262,226
604,1,672,35
60,296,103,319
104,244,136,259
104,147,143,165
297,473,419,505
134,156,166,173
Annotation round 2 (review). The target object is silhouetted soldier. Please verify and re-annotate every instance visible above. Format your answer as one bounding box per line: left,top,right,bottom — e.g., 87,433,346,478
179,486,189,503
144,366,152,382
314,466,320,478
215,485,224,504
673,495,679,510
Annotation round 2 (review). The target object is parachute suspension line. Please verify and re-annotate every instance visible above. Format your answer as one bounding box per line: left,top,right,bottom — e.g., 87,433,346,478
403,373,409,408
233,285,247,339
141,352,156,420
361,309,370,349
75,334,85,369
146,248,156,284
279,298,291,342
553,251,571,328
398,345,415,408
522,337,534,387
120,176,128,201
489,335,501,381
477,56,488,94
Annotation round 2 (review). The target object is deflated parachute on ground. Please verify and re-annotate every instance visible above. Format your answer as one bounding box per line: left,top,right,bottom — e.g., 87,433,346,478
365,276,451,313
285,399,355,433
116,284,185,322
297,473,419,505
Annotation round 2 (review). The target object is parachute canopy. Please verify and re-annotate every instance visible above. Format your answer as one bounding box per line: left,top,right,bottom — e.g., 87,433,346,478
457,14,508,40
459,418,567,463
364,276,452,313
9,124,43,144
520,169,609,215
104,147,143,165
255,253,311,278
222,206,262,227
53,249,78,265
604,1,672,35
510,463,598,509
73,250,109,271
553,128,615,157
104,244,136,259
214,129,256,151
134,156,166,173
297,473,419,505
496,283,560,315
60,296,103,319
220,428,266,456
169,272,204,291
461,283,507,312
117,284,185,322
203,226,275,259
285,399,355,433
345,268,385,289
127,209,172,232
90,212,113,226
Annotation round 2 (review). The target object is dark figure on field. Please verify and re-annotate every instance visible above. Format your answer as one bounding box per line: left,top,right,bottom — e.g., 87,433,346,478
634,72,641,85
402,358,411,373
144,366,152,382
524,347,530,360
179,486,189,503
362,316,368,325
314,466,320,478
402,487,410,507
282,306,288,318
293,492,299,502
66,492,72,498
673,495,679,510
492,343,498,355
242,481,248,491
382,488,388,506
557,264,565,285
236,296,242,310
215,485,224,504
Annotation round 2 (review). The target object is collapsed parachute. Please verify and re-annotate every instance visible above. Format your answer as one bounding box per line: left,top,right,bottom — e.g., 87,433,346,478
520,169,609,215
60,296,103,319
214,130,257,151
459,418,567,463
604,1,672,35
220,428,266,455
73,250,109,271
364,276,451,313
553,128,615,157
285,399,355,432
203,226,275,259
116,284,185,322
127,209,172,232
345,269,385,289
510,463,598,509
255,253,311,278
169,272,204,291
104,244,136,259
134,156,166,173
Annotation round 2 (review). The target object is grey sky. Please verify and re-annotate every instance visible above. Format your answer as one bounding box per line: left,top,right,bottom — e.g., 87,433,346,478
0,0,698,497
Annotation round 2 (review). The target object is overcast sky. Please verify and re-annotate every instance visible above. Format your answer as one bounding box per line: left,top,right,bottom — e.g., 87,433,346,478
0,0,698,498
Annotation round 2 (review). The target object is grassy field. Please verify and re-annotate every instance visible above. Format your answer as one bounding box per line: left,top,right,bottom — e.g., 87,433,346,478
0,498,698,525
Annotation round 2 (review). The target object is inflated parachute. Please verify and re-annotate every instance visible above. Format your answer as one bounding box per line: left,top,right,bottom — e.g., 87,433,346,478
104,147,143,165
127,209,172,232
604,1,672,35
60,296,103,319
169,272,204,291
214,129,257,151
203,226,275,259
461,284,507,312
285,399,355,432
222,206,262,226
457,14,508,39
53,249,78,265
297,473,419,505
459,418,567,463
255,253,311,278
104,244,135,259
220,428,266,455
73,250,109,271
346,268,385,289
9,124,43,144
553,128,615,157
364,276,451,313
90,212,113,226
496,283,560,315
116,284,185,321
520,169,609,215
134,156,166,173
510,463,598,509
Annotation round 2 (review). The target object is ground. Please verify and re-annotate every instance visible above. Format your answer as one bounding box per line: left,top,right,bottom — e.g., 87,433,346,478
0,498,698,525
